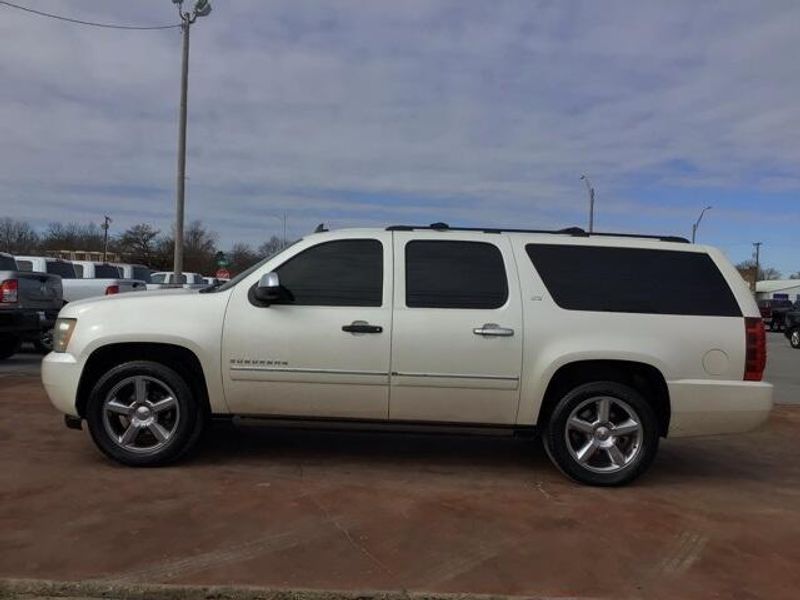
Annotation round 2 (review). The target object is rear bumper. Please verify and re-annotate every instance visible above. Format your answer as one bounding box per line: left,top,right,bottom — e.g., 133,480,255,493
667,379,773,437
0,310,40,335
41,352,81,417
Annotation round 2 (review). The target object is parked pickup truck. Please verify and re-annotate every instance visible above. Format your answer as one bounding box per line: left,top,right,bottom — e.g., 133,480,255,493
112,263,153,284
784,307,800,349
769,299,799,332
15,256,146,303
758,298,794,331
0,252,63,358
147,271,207,290
41,223,773,486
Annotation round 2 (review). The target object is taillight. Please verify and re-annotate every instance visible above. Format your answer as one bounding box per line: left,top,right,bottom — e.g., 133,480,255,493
744,317,766,381
0,279,18,304
105,285,120,295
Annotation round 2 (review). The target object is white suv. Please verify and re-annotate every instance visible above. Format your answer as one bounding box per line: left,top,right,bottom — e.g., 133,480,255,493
42,224,772,486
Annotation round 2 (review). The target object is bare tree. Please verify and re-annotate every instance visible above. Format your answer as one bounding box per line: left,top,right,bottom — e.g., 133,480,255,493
42,222,104,252
228,243,260,275
736,260,782,282
0,217,39,254
116,223,161,266
257,235,285,259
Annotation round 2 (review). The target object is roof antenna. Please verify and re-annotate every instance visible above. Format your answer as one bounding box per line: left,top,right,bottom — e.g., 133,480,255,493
314,223,328,233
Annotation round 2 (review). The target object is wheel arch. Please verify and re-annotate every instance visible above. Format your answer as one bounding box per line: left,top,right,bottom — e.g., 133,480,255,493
536,359,671,437
76,342,211,418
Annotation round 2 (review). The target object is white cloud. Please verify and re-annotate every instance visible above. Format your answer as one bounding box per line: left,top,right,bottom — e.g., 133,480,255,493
0,0,798,273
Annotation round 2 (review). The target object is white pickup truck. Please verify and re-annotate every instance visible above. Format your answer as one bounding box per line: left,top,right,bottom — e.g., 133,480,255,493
41,224,773,486
147,271,207,290
15,256,146,303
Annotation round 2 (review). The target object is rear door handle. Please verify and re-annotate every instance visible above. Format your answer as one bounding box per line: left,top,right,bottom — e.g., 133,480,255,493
342,320,383,334
473,323,514,337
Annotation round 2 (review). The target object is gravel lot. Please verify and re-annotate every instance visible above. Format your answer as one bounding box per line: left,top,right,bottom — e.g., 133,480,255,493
1,333,798,600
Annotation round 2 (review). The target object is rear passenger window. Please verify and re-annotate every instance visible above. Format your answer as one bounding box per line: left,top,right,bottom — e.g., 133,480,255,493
525,244,741,317
406,241,508,309
16,260,32,272
276,239,383,306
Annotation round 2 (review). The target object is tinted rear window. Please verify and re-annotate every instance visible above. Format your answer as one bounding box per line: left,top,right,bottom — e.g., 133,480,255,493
46,261,76,279
405,241,508,309
0,255,16,270
16,260,33,272
94,264,119,278
525,244,741,317
132,267,151,283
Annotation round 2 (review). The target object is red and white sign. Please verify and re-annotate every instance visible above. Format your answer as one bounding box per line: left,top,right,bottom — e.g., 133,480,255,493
215,268,231,280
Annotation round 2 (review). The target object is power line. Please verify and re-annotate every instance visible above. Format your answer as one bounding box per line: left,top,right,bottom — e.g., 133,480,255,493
0,0,180,30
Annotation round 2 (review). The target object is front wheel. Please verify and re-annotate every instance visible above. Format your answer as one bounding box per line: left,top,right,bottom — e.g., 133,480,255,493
85,361,205,466
543,381,660,486
790,329,800,349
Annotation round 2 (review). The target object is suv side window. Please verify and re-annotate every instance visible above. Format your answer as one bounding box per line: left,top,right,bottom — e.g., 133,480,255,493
525,244,741,317
276,239,383,307
405,240,508,309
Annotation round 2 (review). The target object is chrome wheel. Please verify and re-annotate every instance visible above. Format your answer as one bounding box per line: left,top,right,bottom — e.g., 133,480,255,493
565,396,644,474
791,330,800,348
102,375,180,454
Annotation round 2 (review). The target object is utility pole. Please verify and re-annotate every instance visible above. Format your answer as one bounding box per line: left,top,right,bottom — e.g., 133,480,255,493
282,212,287,248
172,0,212,284
580,175,595,233
101,215,112,263
691,206,712,243
752,242,762,292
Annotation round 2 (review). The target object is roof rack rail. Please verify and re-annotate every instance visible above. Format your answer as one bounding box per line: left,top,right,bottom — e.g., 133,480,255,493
385,223,689,244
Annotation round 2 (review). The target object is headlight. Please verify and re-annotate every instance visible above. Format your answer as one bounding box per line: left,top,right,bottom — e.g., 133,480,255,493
53,318,77,353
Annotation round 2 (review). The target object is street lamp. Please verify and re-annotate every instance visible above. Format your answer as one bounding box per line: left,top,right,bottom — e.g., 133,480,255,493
171,0,211,283
580,175,595,233
691,206,712,243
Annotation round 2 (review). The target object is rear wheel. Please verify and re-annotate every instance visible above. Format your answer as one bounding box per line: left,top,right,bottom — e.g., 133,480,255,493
543,381,660,486
0,334,20,360
85,361,205,466
790,329,800,349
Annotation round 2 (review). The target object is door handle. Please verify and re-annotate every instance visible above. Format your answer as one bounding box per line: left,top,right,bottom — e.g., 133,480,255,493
473,323,514,337
342,320,383,334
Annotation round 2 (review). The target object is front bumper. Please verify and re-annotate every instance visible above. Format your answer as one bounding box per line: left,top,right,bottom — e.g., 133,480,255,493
41,352,82,417
667,379,773,437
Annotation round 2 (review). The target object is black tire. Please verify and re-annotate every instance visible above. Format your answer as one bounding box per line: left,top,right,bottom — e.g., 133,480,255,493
85,360,205,467
790,328,800,349
0,334,21,360
33,327,54,354
543,381,660,486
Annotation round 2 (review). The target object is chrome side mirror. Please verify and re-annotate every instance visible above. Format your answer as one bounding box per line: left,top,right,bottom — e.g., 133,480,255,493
253,271,282,305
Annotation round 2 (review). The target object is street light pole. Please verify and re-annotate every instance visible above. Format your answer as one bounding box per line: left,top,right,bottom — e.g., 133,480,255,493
101,215,112,263
580,175,595,233
691,205,712,243
172,0,211,284
752,242,762,292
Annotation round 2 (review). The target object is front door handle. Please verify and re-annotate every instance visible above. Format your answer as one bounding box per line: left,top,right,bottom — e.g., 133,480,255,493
342,320,383,334
473,323,514,337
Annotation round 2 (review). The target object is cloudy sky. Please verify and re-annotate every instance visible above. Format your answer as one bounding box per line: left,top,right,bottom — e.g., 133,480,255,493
1,0,798,274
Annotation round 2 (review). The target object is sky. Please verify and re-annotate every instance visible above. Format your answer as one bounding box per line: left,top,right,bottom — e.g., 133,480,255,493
0,0,798,275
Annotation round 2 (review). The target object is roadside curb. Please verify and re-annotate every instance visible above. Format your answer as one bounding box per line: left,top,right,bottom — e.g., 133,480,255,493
0,579,571,600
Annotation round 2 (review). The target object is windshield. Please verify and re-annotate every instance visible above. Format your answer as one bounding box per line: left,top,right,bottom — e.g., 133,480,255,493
47,261,76,279
203,240,300,293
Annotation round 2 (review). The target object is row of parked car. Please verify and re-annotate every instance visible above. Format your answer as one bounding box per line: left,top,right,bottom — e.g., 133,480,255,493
0,252,226,359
